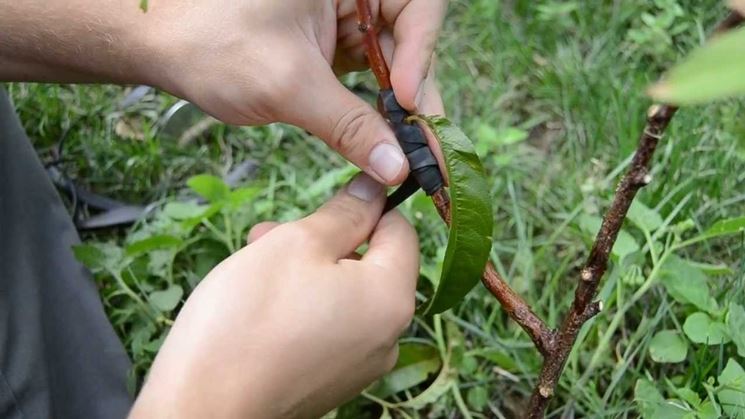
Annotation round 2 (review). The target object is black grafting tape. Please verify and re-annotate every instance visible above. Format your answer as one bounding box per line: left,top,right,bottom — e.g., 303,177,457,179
379,89,444,196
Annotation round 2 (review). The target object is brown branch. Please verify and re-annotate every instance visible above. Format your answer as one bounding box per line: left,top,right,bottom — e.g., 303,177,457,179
525,103,677,417
355,0,391,90
526,10,743,418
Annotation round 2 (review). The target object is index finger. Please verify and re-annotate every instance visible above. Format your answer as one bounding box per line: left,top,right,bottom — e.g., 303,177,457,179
384,0,448,111
360,209,420,295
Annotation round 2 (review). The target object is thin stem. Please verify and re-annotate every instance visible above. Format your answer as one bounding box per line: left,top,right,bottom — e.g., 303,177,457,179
355,0,392,90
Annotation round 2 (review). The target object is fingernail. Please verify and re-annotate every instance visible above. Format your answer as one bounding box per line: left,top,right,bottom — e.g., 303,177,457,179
347,173,384,202
369,143,405,183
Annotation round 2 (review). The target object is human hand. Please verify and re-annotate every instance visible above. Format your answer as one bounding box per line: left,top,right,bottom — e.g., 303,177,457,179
141,0,448,185
129,174,419,418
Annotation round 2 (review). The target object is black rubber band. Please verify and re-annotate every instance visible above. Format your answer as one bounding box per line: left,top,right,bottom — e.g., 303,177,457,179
379,89,444,200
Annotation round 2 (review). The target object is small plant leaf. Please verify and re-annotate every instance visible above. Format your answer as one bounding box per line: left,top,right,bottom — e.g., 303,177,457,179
648,26,745,105
634,379,690,418
467,386,490,411
683,312,731,345
649,330,688,363
701,216,745,239
163,201,209,220
368,342,442,399
126,235,183,256
187,174,230,203
149,285,184,312
660,256,718,313
727,302,745,358
717,358,745,417
415,116,494,315
627,200,664,232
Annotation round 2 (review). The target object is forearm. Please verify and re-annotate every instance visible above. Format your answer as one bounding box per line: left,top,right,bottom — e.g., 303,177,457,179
0,0,156,84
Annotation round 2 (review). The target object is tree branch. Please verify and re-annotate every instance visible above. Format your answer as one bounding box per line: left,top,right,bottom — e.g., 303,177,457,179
526,11,743,418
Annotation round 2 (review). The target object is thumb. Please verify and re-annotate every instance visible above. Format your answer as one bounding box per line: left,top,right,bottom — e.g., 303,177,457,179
296,173,386,259
280,56,409,186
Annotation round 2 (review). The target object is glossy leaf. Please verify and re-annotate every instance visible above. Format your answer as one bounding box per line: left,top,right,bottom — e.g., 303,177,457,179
648,26,745,105
415,116,494,315
683,312,731,345
649,330,688,363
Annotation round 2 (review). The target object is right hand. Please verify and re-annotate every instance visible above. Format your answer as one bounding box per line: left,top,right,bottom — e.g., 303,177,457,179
129,174,420,418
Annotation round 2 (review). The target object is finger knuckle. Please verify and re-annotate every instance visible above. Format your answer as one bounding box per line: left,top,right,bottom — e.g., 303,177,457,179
278,222,321,250
323,200,367,231
330,104,374,158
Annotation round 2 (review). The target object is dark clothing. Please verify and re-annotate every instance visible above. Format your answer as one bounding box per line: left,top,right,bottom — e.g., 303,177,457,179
0,88,132,418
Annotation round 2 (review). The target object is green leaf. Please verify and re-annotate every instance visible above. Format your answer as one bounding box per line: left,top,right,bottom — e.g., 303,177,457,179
125,235,183,256
163,201,209,220
727,302,745,358
700,216,745,240
475,124,528,156
683,312,731,345
369,343,441,399
149,285,184,312
139,0,148,12
415,116,494,315
649,330,688,363
470,348,518,372
393,355,456,410
660,256,718,313
187,174,230,203
73,244,108,271
467,386,490,411
578,214,639,260
717,359,745,417
648,26,745,105
634,379,691,419
627,200,664,232
73,243,124,273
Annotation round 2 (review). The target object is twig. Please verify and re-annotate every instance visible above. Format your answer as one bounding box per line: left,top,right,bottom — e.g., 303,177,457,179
526,11,743,418
355,0,391,90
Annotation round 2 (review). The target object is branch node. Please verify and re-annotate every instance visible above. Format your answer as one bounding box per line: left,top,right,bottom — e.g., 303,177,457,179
580,268,593,282
539,386,554,398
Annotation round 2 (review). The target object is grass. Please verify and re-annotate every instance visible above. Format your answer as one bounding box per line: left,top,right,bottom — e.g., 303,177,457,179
7,0,745,417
